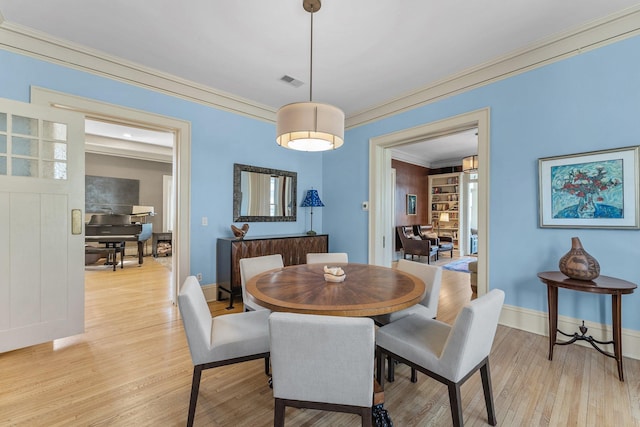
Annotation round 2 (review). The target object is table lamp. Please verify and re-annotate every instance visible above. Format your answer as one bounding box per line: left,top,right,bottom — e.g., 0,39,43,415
438,212,450,236
301,189,324,235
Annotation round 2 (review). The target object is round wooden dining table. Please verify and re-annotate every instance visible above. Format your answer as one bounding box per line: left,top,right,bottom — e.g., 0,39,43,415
245,263,426,316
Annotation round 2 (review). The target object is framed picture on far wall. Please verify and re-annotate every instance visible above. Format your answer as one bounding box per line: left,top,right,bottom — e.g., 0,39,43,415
538,146,640,229
406,194,417,215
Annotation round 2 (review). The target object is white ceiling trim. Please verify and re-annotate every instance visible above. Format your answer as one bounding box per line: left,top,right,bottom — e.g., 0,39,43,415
391,151,431,169
0,22,277,122
2,7,640,128
346,6,640,128
85,134,173,164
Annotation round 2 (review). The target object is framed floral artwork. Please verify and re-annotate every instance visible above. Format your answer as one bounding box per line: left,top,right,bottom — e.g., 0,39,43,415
538,146,640,228
406,194,417,215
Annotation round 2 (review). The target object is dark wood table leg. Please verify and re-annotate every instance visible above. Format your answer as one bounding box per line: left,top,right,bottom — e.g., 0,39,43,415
547,285,558,360
612,293,624,381
120,243,125,269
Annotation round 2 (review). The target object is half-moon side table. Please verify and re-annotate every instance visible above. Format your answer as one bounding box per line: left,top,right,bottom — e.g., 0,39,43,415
537,271,636,381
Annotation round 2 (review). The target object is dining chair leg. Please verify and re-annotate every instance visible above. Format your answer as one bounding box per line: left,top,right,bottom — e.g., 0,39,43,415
274,398,285,427
411,367,418,383
386,355,395,382
264,356,271,376
187,365,203,427
447,381,464,427
360,407,373,427
375,347,384,387
480,360,497,426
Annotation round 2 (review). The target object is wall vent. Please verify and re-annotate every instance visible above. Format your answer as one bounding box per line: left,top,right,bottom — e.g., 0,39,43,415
280,75,304,88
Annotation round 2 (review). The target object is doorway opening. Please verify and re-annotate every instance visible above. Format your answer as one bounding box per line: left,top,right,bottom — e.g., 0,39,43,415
84,118,174,261
30,86,191,303
390,127,478,259
369,108,490,295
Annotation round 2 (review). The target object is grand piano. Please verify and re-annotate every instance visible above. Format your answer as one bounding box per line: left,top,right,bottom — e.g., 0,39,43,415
85,214,153,266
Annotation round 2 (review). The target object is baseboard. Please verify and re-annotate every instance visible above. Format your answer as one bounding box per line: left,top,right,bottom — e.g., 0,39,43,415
201,283,218,302
500,304,640,361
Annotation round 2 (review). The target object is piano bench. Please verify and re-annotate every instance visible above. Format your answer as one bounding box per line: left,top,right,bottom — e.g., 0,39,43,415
84,246,123,271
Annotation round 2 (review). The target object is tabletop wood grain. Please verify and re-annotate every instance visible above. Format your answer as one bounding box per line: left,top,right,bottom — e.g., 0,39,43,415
245,263,426,316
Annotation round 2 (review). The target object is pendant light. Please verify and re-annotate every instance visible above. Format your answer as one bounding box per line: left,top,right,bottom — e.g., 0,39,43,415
462,155,478,173
276,0,344,152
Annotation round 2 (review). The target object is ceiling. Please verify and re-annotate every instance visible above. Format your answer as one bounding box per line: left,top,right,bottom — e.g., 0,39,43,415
392,128,478,169
1,1,638,165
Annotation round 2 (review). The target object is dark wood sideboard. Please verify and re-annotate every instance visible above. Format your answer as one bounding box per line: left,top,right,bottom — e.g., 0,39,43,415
216,234,328,309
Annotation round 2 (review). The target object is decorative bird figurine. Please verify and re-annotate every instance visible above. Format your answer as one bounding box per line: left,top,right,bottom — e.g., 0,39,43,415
231,223,250,240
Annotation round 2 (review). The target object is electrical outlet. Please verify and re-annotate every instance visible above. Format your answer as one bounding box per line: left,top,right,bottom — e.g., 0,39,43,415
196,273,202,281
201,216,208,226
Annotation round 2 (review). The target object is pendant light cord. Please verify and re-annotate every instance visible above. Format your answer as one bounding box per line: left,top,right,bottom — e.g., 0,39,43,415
309,6,314,102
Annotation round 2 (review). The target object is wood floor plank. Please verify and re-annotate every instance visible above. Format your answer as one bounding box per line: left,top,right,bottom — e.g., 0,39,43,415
1,254,640,426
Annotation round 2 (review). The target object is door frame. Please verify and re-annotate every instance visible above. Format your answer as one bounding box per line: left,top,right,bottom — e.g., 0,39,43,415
31,87,191,303
368,108,490,295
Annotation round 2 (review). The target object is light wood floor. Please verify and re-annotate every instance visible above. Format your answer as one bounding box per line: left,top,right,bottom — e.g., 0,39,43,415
1,255,639,426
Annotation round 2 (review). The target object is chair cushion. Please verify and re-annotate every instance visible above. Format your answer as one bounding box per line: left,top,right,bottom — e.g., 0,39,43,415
438,242,454,251
378,290,505,383
424,231,438,239
374,303,437,325
209,309,270,363
376,314,451,375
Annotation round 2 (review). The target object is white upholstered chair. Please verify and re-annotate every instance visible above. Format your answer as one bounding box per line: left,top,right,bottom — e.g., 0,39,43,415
239,254,283,311
375,289,505,427
178,276,270,427
373,259,442,325
269,312,376,427
373,259,443,382
306,252,349,264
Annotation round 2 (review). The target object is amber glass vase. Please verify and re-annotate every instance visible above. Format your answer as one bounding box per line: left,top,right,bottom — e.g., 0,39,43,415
558,237,600,281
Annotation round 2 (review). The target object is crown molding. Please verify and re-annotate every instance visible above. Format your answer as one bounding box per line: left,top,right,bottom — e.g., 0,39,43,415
1,7,639,129
391,151,431,168
85,134,173,164
346,6,640,128
0,21,277,123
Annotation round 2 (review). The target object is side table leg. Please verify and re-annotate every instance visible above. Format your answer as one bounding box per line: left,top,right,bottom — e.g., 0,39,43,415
547,285,558,361
612,294,624,381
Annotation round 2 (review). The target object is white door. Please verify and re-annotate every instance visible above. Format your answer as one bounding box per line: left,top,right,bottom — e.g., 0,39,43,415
0,98,85,353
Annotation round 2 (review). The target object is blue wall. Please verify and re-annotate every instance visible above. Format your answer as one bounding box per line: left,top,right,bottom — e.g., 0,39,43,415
323,34,640,329
0,49,323,285
2,33,640,331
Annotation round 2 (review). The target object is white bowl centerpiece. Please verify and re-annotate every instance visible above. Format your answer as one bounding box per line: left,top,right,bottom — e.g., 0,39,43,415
323,265,346,283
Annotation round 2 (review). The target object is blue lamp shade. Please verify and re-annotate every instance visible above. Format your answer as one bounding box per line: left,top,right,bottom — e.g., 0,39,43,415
301,189,324,208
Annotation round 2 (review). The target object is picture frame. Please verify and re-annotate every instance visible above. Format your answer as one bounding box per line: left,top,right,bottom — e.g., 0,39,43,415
538,146,640,229
406,194,417,216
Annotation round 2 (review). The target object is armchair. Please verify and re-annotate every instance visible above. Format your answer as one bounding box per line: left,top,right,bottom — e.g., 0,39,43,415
269,312,378,427
239,254,283,312
178,276,270,426
376,289,505,427
396,226,438,264
415,225,454,259
470,228,478,254
306,252,349,264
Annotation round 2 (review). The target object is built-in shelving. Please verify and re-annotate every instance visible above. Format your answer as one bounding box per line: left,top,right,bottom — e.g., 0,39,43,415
428,172,463,253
